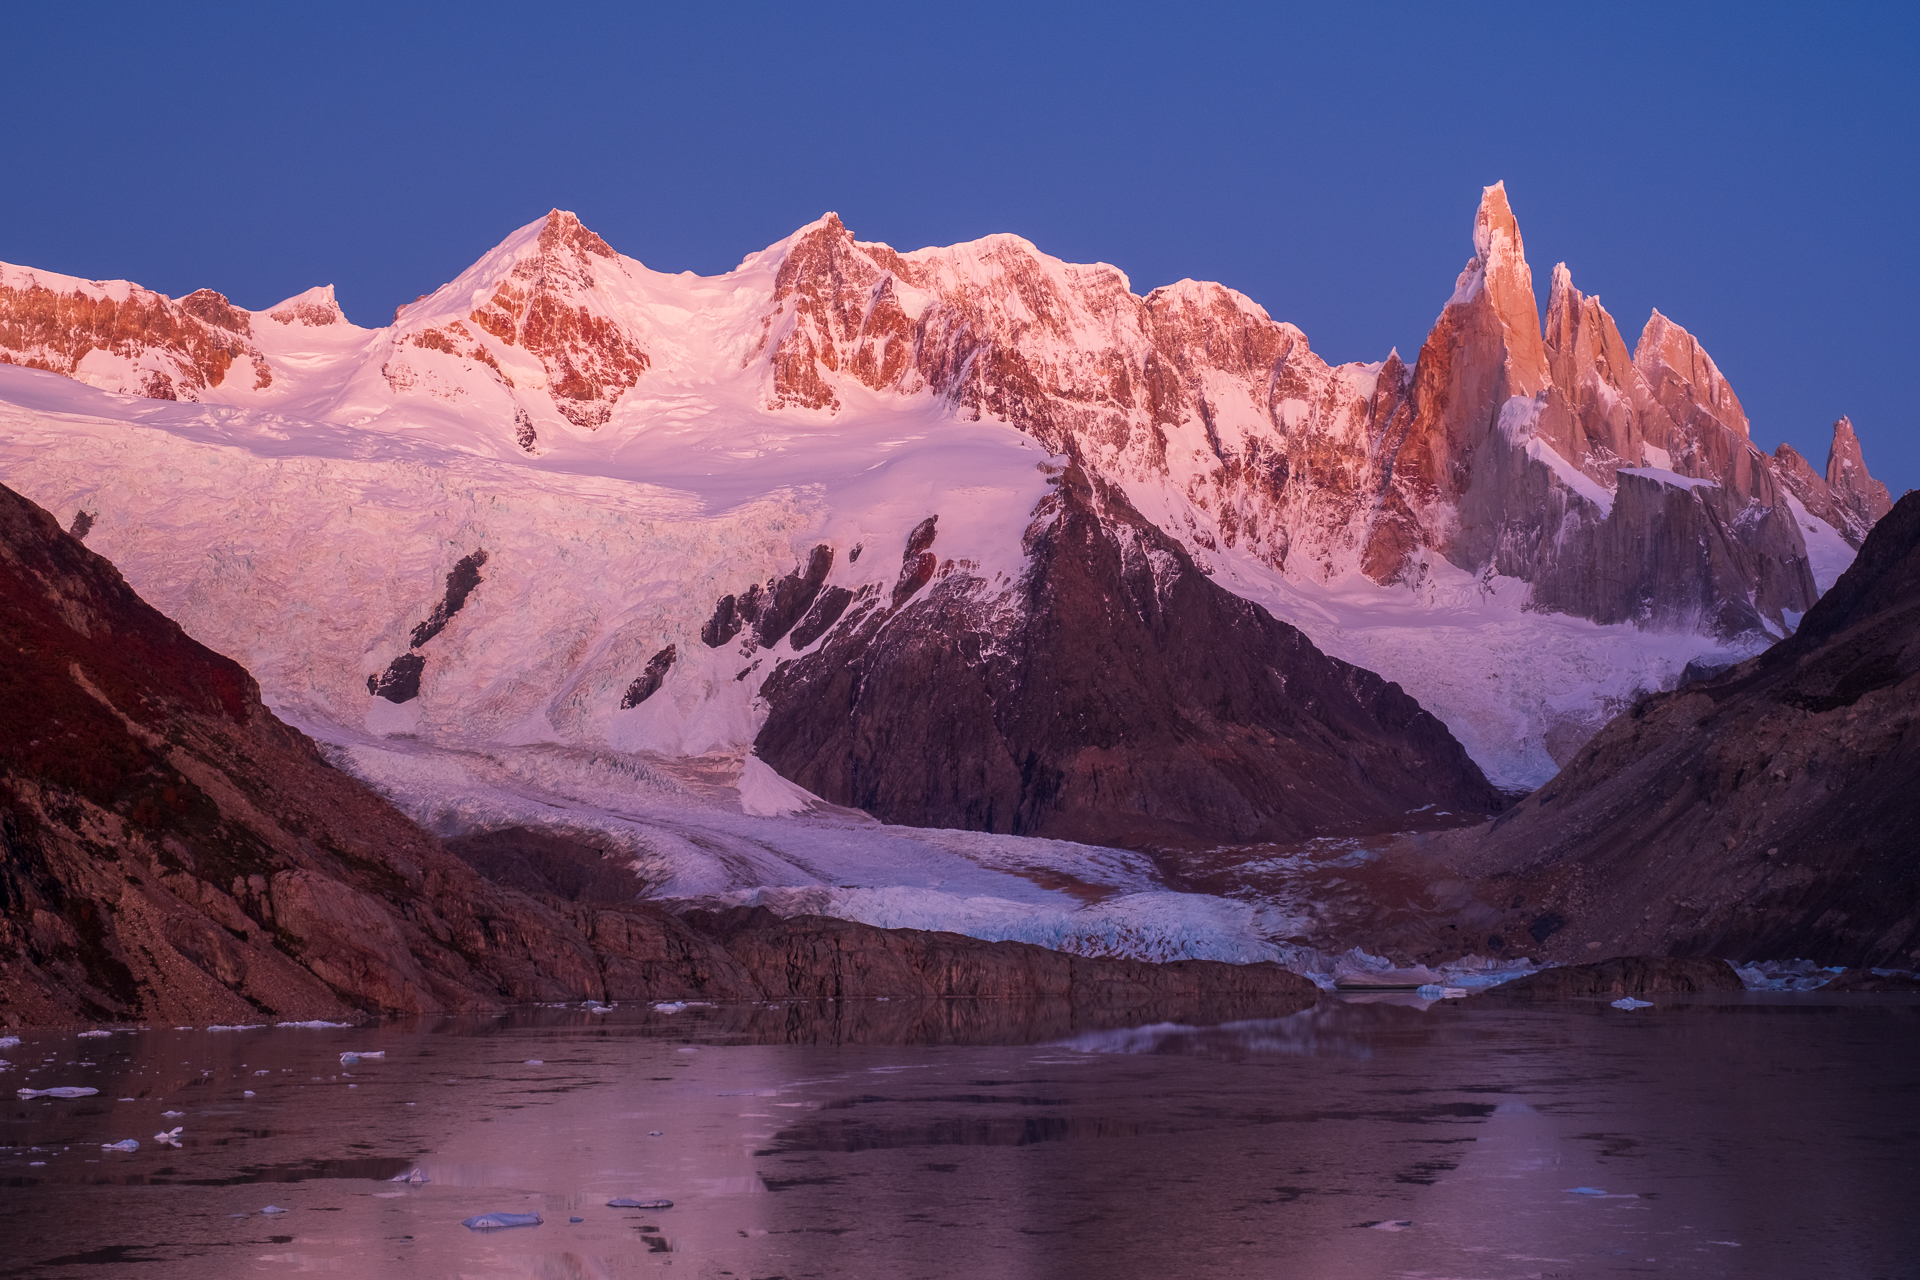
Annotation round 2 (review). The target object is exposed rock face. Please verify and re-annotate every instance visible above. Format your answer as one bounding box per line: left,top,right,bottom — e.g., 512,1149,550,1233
755,459,1498,846
0,265,265,400
1773,418,1896,547
679,906,1321,1008
367,548,489,703
1383,490,1920,969
458,210,650,429
1483,956,1743,999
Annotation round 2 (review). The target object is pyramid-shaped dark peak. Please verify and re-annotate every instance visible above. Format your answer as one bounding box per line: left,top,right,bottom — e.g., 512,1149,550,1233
538,208,616,260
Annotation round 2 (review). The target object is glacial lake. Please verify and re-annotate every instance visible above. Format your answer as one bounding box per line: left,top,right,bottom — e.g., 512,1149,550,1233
3,994,1916,1279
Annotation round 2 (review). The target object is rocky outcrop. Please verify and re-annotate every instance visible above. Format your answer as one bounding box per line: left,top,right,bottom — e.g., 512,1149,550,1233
456,211,650,429
367,549,489,703
1773,418,1895,547
1482,956,1743,1000
1378,490,1920,969
0,265,269,400
680,905,1321,1008
755,458,1498,846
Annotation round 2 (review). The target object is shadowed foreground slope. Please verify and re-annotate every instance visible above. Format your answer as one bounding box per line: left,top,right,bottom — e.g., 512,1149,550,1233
1383,489,1920,968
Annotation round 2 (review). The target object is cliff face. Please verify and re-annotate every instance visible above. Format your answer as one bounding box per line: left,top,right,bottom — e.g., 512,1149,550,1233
754,459,1496,846
1384,490,1920,969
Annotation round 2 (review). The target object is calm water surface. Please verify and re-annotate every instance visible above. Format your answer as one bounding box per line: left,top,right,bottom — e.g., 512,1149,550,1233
3,995,1916,1279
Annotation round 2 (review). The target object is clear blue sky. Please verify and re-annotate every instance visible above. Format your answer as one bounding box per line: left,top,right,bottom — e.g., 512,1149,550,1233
4,2,1913,491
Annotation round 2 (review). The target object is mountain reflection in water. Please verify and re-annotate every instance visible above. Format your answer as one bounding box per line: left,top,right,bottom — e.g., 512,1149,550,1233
2,995,1915,1278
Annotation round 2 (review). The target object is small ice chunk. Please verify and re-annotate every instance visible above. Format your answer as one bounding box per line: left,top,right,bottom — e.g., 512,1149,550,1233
154,1127,183,1146
462,1212,543,1229
648,1131,663,1137
569,1216,584,1223
1566,1187,1606,1195
389,1168,430,1183
102,1139,139,1151
652,1002,688,1014
0,1036,20,1048
18,1086,99,1098
161,1110,184,1117
261,1205,288,1214
78,1030,112,1038
277,1020,352,1028
1365,1220,1412,1231
243,1090,256,1097
1610,997,1654,1010
607,1198,673,1209
524,1059,544,1066
340,1050,385,1064
253,1069,269,1076
28,1161,45,1167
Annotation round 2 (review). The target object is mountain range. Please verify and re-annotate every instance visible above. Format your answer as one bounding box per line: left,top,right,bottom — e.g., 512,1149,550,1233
0,183,1896,969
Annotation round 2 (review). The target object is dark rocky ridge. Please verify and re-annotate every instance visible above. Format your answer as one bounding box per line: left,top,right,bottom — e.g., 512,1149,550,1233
1481,957,1744,1000
0,480,1317,1027
755,459,1499,847
1374,489,1920,969
368,548,490,703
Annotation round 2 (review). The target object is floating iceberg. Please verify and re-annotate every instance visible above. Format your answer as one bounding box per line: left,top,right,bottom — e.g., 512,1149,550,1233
607,1197,673,1209
1732,959,1846,992
18,1086,98,1099
463,1212,543,1229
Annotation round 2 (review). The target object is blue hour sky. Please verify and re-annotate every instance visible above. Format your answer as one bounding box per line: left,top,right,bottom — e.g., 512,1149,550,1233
3,1,1914,490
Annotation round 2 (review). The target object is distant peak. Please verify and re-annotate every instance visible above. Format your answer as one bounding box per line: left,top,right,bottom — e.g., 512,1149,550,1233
538,209,615,260
266,284,344,327
1472,181,1521,262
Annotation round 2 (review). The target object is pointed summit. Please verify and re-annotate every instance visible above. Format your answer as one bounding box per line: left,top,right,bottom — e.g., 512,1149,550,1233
1827,416,1893,533
536,209,617,261
385,207,649,431
1542,261,1641,474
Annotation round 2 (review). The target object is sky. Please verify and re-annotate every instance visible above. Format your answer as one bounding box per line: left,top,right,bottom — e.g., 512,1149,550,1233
3,1,1914,491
